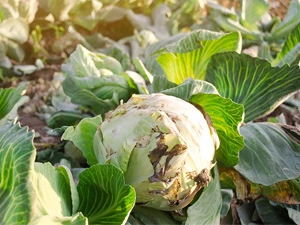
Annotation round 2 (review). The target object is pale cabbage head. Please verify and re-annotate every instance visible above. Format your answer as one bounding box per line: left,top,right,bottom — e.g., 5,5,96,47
94,93,219,211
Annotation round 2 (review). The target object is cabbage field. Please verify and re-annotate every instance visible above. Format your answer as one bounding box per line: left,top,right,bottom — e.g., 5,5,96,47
1,0,300,224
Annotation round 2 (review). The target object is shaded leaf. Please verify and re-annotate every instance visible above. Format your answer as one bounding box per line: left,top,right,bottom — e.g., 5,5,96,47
213,14,249,34
258,41,273,62
0,0,38,23
5,38,25,61
220,168,300,204
235,123,300,186
38,0,75,20
221,189,234,217
47,111,89,129
161,79,218,101
62,115,102,166
130,206,179,225
150,75,177,93
133,58,153,83
241,0,269,30
271,0,300,39
0,18,28,43
284,204,300,224
276,44,300,67
255,198,294,225
236,203,256,225
62,45,132,115
62,77,119,115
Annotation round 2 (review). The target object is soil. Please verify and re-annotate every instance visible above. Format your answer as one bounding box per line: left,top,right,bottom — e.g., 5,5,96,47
17,65,61,149
269,0,291,19
218,0,291,19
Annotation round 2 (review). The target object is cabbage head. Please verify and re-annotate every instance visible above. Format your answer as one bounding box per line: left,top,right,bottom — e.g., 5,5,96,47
95,93,220,211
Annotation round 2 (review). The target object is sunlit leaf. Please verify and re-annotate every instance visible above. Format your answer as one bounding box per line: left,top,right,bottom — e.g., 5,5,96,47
0,83,27,124
273,23,300,66
191,94,244,166
77,164,135,225
157,31,241,83
206,52,300,122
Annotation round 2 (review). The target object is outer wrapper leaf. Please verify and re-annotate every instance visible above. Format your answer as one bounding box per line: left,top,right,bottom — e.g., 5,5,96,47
92,93,218,211
153,79,244,167
62,115,102,165
186,167,222,225
191,94,244,167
